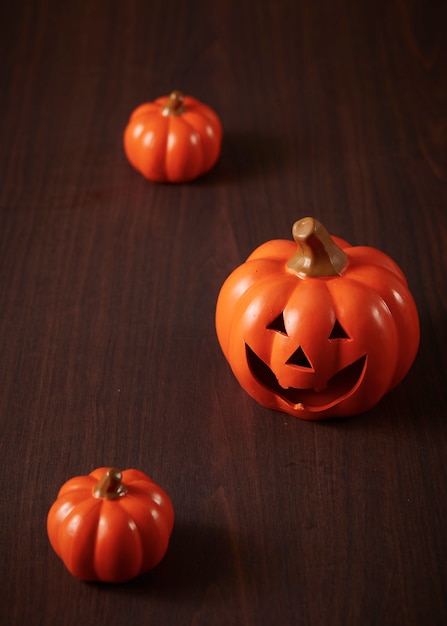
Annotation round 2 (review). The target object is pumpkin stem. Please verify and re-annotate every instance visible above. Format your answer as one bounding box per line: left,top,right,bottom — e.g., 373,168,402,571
93,468,127,500
162,90,186,116
286,217,348,277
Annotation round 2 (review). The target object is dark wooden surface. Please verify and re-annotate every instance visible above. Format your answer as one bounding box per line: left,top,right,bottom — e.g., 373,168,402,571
1,1,446,624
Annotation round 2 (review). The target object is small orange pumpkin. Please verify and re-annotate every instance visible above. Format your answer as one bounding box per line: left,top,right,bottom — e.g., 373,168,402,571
47,467,174,582
216,217,420,420
123,90,223,183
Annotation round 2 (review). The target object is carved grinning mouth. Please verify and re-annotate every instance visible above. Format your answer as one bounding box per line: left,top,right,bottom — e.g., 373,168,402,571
246,344,367,411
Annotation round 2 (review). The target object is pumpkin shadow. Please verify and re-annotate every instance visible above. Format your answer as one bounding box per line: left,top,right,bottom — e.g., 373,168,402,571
193,130,289,185
103,520,248,598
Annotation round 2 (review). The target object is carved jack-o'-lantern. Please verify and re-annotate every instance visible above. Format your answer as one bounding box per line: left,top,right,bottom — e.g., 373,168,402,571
215,217,420,420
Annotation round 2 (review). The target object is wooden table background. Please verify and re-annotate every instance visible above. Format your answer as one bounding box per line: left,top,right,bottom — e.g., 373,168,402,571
1,1,446,624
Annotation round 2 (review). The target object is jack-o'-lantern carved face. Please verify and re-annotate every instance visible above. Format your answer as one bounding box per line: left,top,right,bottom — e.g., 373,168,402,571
245,314,367,412
215,217,420,420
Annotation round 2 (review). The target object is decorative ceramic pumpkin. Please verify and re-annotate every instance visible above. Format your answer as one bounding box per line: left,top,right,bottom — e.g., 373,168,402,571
123,90,222,182
47,467,174,582
215,217,420,420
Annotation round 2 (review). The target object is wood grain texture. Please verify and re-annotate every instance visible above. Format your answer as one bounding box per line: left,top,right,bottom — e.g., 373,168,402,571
1,0,446,624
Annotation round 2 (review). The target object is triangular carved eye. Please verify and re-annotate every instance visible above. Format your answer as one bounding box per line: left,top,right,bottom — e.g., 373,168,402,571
286,346,313,369
267,312,287,335
329,319,350,340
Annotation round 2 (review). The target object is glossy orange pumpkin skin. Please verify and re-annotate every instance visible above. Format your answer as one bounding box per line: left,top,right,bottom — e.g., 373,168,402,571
216,222,420,420
47,468,174,583
123,91,222,183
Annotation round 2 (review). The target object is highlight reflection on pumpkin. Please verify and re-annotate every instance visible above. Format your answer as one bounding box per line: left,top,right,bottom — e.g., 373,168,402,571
215,217,420,420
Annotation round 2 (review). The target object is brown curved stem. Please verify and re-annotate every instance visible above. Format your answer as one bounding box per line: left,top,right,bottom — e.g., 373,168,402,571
286,217,348,277
162,90,186,116
93,468,127,500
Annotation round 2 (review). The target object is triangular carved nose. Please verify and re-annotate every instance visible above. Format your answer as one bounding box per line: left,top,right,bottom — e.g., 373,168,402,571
329,319,350,340
286,346,313,369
